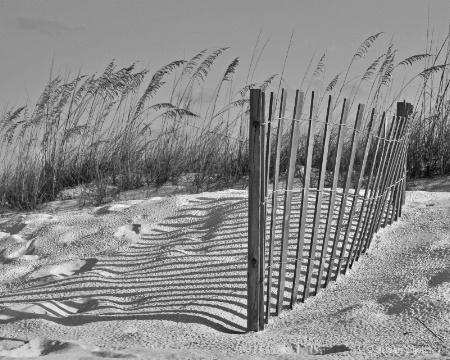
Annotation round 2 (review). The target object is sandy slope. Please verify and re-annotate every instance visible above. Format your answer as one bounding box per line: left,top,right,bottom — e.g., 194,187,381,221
0,186,449,359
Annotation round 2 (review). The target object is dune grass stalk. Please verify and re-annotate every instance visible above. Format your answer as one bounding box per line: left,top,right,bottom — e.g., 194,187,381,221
2,29,450,211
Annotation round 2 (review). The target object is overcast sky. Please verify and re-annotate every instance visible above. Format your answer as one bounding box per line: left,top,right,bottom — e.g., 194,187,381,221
1,0,450,111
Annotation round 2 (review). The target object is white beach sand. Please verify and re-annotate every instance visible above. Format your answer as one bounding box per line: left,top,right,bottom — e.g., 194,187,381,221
0,183,449,359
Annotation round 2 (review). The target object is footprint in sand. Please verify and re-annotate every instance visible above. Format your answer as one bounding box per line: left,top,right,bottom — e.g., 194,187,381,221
0,235,37,263
50,258,98,278
428,268,450,287
0,337,136,358
113,225,141,248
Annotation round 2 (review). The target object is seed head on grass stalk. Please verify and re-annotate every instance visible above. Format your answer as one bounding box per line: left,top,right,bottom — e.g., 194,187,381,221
334,32,384,109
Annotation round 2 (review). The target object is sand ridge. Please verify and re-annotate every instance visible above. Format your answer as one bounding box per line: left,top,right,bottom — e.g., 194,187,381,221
0,188,449,359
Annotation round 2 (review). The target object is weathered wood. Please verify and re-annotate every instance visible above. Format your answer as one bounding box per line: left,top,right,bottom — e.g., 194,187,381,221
374,116,408,233
339,108,376,276
398,134,410,215
328,104,364,283
349,112,385,269
385,149,405,227
317,99,349,291
265,93,275,194
366,116,406,247
290,91,317,306
248,89,262,332
357,115,397,256
394,102,412,221
400,103,412,208
266,90,286,323
259,92,266,331
376,116,408,231
363,117,401,250
276,90,305,316
384,103,409,226
298,94,332,302
391,140,408,224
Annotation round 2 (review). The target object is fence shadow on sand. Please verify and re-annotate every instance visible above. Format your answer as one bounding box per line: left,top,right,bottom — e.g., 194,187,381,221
0,194,249,334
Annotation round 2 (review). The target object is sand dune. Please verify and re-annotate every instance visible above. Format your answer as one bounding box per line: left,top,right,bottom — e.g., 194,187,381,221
0,188,449,359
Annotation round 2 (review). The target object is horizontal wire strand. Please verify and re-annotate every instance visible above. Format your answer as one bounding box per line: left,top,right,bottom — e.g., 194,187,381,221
259,175,406,206
259,117,408,143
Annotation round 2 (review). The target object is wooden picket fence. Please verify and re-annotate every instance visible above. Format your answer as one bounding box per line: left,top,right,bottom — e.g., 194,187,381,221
247,88,413,332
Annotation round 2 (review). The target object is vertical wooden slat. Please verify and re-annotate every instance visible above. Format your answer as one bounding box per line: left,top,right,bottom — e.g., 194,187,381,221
339,109,376,276
259,93,266,331
385,145,405,227
374,116,407,232
302,95,333,301
276,90,305,316
327,104,364,283
391,140,408,224
363,116,401,251
373,116,408,233
399,134,410,215
357,115,397,257
266,90,286,323
348,112,385,270
393,103,411,222
384,102,408,226
365,116,405,248
265,93,275,193
291,91,317,306
248,89,262,332
317,99,349,291
401,104,412,208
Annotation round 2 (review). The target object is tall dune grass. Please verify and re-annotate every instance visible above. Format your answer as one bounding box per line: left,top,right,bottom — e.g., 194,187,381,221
0,49,276,210
1,31,449,211
407,31,450,177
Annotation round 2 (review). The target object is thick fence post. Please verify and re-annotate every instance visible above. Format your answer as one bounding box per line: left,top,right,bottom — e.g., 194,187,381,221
398,102,413,210
390,102,412,222
248,89,262,332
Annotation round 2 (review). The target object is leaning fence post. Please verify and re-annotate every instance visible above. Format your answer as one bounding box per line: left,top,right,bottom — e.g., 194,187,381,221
401,103,413,209
391,102,412,221
248,89,262,332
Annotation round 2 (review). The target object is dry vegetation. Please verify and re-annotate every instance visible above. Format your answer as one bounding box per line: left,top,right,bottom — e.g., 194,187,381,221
0,30,449,211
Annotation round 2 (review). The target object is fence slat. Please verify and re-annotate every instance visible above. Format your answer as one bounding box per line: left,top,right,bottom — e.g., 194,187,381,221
348,112,385,270
400,104,412,209
248,89,262,332
290,91,317,306
276,90,305,316
384,147,404,227
300,95,333,302
383,110,407,227
389,102,411,224
373,116,408,233
362,117,400,253
265,93,275,195
259,92,267,331
266,90,286,323
356,115,397,258
317,99,349,291
365,116,405,249
390,139,408,225
327,104,364,283
339,108,376,276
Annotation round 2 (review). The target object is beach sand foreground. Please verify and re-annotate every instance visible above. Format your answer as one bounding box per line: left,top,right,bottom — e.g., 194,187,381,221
0,186,449,359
